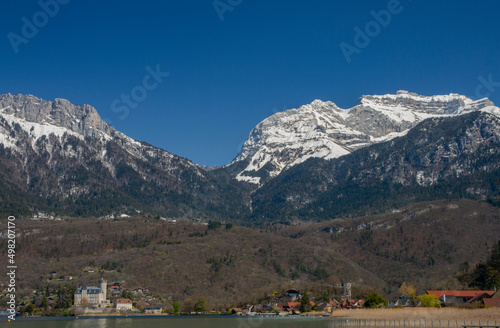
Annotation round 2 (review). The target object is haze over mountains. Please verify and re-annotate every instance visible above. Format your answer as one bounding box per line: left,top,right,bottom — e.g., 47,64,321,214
1,91,500,222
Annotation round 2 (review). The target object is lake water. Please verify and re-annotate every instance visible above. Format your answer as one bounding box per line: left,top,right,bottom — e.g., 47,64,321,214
0,316,333,328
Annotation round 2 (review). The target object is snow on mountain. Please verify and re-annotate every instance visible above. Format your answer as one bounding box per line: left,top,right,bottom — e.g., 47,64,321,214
0,94,212,199
0,93,254,219
232,90,500,184
0,93,203,171
250,111,500,221
0,107,84,151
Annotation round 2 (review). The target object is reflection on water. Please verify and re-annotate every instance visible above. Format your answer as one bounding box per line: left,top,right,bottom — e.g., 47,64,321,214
0,316,332,328
66,317,142,328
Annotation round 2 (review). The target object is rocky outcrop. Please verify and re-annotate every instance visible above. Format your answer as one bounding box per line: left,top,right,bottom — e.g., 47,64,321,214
0,93,113,138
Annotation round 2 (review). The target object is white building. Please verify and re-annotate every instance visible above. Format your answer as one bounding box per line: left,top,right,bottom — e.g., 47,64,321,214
115,298,133,311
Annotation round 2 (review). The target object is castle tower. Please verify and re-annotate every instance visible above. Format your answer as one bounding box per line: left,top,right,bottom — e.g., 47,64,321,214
99,279,107,303
341,282,352,300
82,283,88,300
79,283,89,303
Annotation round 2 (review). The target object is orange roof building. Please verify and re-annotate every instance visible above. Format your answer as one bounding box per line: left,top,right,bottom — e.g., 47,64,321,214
484,298,500,308
426,290,495,303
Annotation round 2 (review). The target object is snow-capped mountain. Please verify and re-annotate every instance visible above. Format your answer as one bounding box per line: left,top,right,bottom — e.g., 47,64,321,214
0,93,197,182
232,91,500,184
2,92,500,221
0,94,248,218
250,111,500,222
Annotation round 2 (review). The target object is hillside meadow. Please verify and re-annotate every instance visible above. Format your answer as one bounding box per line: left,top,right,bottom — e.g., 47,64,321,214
0,199,499,308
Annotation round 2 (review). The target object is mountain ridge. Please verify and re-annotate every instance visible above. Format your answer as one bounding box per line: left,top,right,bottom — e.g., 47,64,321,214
250,111,500,222
1,92,499,222
230,90,500,185
0,93,250,219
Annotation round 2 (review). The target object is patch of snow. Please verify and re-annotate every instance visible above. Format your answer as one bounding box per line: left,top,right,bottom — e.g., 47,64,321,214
0,130,17,150
1,110,83,144
371,130,409,143
235,173,261,184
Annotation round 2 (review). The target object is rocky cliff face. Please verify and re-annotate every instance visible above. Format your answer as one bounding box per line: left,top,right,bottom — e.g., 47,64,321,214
0,94,248,218
0,94,112,138
231,91,500,184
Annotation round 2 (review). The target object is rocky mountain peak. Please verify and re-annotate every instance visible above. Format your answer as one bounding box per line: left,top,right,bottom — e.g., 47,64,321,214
230,91,500,185
356,91,479,115
0,93,251,219
0,93,113,138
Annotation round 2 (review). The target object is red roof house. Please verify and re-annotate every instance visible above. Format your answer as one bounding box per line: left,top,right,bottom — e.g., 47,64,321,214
278,301,316,312
483,298,500,308
426,290,495,303
466,292,494,304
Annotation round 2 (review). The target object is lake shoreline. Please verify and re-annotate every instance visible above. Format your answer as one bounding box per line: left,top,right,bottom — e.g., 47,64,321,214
2,313,332,322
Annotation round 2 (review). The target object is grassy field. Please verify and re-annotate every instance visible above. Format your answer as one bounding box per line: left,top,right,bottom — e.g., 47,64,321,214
331,308,500,321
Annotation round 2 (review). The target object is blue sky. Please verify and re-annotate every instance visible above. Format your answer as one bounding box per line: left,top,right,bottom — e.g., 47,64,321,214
1,0,499,166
